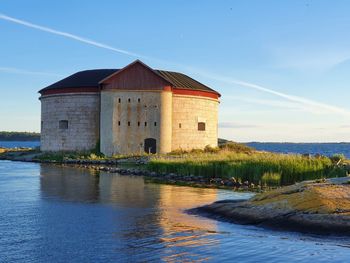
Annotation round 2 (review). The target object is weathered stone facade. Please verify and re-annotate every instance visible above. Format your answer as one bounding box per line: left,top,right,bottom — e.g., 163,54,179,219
39,60,220,155
172,95,219,150
100,91,165,156
100,90,219,155
40,93,100,151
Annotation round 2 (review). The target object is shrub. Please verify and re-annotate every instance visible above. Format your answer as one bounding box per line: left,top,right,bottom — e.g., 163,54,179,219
204,145,220,153
219,142,253,153
329,154,346,164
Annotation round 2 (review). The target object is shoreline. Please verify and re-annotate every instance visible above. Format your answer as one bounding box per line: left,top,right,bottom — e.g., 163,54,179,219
0,151,261,191
1,146,349,192
191,178,350,236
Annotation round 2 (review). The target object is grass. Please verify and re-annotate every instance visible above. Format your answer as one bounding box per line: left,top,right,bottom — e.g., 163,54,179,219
147,148,347,186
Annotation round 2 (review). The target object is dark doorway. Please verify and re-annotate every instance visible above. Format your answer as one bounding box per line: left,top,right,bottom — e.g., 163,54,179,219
144,138,156,154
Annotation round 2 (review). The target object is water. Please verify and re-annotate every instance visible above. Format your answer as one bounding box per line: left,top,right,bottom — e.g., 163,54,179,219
246,142,350,158
0,141,40,148
1,161,350,262
2,141,350,159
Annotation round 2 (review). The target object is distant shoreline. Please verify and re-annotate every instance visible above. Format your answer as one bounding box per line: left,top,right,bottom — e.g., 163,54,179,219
0,131,40,142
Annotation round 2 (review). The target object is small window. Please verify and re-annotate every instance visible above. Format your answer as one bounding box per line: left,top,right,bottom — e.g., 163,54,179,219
198,122,206,131
145,122,147,127
128,121,131,126
154,122,157,126
59,120,68,130
179,123,182,128
128,98,131,103
138,121,140,127
118,98,121,103
118,121,121,126
138,98,141,103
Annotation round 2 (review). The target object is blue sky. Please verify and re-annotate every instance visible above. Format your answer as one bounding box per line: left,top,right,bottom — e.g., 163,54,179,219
1,0,350,142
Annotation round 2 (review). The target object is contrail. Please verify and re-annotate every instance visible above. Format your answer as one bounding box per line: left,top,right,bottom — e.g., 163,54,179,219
228,79,350,116
191,70,350,117
0,66,62,77
1,13,350,117
0,13,148,59
223,95,325,114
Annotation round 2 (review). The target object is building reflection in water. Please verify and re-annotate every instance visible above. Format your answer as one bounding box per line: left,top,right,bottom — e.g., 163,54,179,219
39,164,219,262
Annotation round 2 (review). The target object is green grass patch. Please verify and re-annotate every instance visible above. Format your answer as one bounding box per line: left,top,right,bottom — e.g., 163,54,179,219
147,151,347,187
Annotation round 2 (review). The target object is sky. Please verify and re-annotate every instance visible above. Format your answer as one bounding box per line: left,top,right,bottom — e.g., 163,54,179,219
1,0,350,142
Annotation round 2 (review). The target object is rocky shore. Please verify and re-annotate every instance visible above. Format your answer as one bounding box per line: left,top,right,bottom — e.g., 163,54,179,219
57,163,258,190
0,149,260,190
193,177,350,235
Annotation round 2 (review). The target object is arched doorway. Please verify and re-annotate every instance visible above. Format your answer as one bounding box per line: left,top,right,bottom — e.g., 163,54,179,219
144,138,157,154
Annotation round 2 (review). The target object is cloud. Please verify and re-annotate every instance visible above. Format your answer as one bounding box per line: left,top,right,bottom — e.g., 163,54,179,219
0,13,148,59
273,49,350,72
228,80,350,117
191,69,350,117
223,96,335,115
2,13,350,118
219,122,260,129
0,66,62,76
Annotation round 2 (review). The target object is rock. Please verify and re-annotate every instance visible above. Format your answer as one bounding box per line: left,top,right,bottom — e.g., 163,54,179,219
225,181,234,187
195,178,350,235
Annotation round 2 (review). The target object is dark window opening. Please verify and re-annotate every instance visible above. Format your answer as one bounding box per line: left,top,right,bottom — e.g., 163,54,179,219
59,120,68,130
118,121,121,126
128,98,131,103
145,122,147,127
179,123,182,128
138,122,140,127
128,121,131,126
154,122,157,126
138,98,141,103
118,98,121,103
198,122,206,131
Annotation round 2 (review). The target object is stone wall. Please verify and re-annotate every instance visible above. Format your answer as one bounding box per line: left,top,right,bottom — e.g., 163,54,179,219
172,95,219,150
40,93,100,151
100,90,168,156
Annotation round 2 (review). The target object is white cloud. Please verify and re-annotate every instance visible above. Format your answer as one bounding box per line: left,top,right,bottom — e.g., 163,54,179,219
0,66,62,76
219,122,259,129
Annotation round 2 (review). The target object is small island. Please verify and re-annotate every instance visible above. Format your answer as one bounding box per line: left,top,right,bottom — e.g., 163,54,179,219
195,177,350,235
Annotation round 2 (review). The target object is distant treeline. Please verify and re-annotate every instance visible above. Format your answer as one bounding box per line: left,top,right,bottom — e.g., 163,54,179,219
0,131,40,141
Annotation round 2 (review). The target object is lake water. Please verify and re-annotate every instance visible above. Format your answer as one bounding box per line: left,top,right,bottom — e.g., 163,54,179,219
246,142,350,158
0,141,40,148
1,161,350,262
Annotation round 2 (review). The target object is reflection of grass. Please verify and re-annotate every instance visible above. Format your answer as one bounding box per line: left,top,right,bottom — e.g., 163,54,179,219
148,150,347,186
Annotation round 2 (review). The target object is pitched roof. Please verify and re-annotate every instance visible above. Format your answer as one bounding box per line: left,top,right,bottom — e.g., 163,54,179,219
39,69,118,93
39,61,220,96
155,70,218,94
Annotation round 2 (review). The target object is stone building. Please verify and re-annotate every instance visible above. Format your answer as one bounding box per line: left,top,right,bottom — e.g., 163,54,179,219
39,60,220,156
